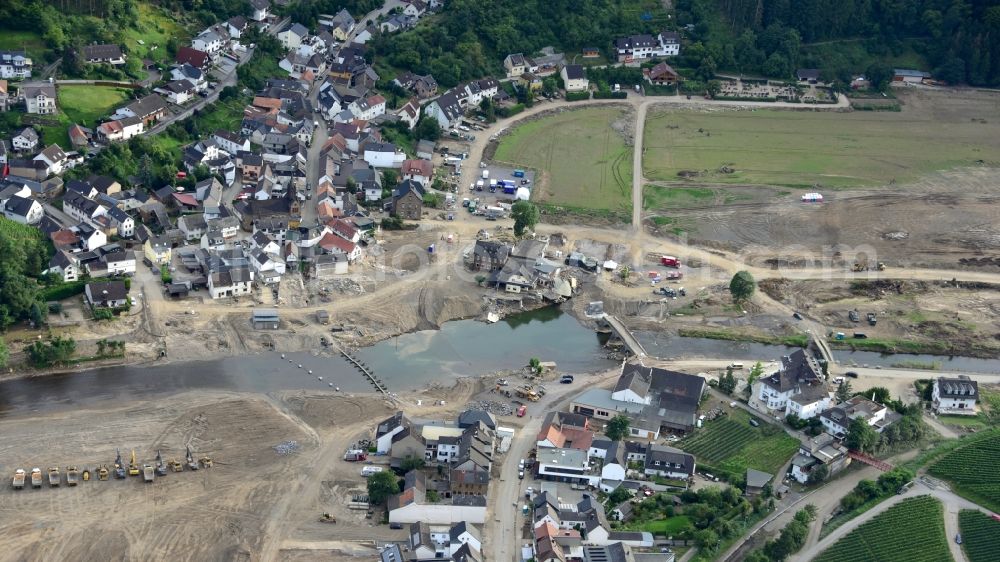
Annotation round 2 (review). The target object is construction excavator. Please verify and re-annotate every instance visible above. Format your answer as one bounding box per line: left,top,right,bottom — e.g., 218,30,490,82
155,450,168,476
98,465,110,480
113,449,126,479
128,449,140,477
186,446,199,471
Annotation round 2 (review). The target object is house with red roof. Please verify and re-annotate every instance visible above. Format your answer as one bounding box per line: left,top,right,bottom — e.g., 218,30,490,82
401,158,433,185
318,231,361,262
176,46,210,69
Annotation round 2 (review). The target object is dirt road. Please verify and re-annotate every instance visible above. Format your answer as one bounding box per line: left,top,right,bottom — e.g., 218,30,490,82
631,101,649,231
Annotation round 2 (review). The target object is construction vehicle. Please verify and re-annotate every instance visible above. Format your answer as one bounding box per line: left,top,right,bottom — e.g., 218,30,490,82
852,261,886,272
169,459,183,472
113,449,126,479
97,465,110,480
661,256,681,268
82,469,91,481
320,513,337,524
155,451,168,476
66,466,79,486
515,385,540,402
31,468,43,488
867,312,878,326
128,450,140,477
142,464,155,483
199,456,213,468
48,467,61,487
849,310,860,322
12,469,25,490
186,446,199,471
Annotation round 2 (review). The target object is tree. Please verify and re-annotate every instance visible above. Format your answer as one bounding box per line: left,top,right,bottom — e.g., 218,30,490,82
807,464,829,484
608,487,632,508
423,192,442,208
605,415,631,441
729,271,756,302
706,80,722,98
414,116,441,141
401,455,425,472
26,336,76,368
694,529,719,550
382,169,398,187
366,470,400,505
745,361,764,393
845,418,878,453
718,368,737,394
836,380,853,402
618,265,631,282
0,336,8,368
863,386,891,404
529,357,542,374
511,200,539,236
475,275,487,286
865,63,893,92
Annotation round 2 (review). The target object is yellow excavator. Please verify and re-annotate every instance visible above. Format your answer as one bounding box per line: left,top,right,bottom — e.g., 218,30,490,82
128,449,140,477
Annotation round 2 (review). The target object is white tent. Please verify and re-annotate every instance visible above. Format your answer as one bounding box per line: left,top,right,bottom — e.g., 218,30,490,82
603,260,618,271
801,192,823,202
515,187,531,201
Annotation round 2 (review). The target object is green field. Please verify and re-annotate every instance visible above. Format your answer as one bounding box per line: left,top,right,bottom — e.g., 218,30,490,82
58,85,132,127
643,108,1000,188
815,496,951,562
928,434,1000,513
0,29,52,62
124,3,190,64
636,515,692,535
958,510,1000,562
679,409,799,477
493,107,633,212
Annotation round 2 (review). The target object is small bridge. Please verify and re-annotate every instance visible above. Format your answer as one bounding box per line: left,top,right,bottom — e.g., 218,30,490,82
604,315,647,358
341,350,388,395
849,450,894,472
810,332,835,365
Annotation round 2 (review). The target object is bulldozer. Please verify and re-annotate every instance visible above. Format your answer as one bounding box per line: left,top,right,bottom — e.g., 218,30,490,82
320,513,337,524
169,459,183,472
852,261,886,272
128,449,140,477
515,385,540,402
97,465,110,481
199,456,213,468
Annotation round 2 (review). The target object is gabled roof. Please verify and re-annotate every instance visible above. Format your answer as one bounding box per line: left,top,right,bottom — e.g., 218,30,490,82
82,44,124,60
176,46,210,68
562,64,585,80
936,377,979,399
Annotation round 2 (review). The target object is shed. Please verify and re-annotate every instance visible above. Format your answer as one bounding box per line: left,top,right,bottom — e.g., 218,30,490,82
252,307,280,329
316,309,330,324
745,468,773,496
167,283,190,298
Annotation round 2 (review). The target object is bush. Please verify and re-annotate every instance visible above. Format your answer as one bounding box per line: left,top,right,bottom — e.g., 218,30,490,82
565,91,591,101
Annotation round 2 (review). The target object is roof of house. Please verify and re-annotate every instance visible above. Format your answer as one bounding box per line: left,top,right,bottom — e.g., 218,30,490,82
86,280,128,301
82,44,124,60
644,444,694,474
14,127,39,143
285,23,309,38
894,68,930,78
393,178,425,200
126,94,169,118
648,62,679,80
936,377,979,399
797,68,821,80
3,195,38,217
563,64,585,80
176,46,210,68
458,409,497,430
761,350,822,393
249,0,269,10
745,468,773,488
23,83,57,99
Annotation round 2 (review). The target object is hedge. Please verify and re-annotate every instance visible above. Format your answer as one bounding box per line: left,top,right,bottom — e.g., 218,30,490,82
593,90,627,99
497,103,525,117
41,280,88,301
565,91,591,101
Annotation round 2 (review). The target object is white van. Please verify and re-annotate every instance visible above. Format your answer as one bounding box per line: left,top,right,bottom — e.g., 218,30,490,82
729,363,744,370
361,466,383,477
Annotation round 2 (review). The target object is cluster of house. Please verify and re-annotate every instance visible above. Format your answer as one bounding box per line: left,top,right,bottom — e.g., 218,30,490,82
502,53,589,94
534,410,696,494
376,409,503,525
379,520,483,562
469,238,573,297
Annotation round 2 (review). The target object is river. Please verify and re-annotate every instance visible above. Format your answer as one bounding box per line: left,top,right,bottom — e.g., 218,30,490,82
0,307,614,418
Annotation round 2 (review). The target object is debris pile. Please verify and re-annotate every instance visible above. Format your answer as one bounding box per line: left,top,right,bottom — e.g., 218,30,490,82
466,400,515,416
273,440,301,456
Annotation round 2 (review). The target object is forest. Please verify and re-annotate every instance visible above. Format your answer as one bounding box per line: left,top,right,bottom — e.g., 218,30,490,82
681,0,1000,86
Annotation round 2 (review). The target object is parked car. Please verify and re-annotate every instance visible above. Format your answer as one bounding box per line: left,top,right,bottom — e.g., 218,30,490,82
389,522,403,529
793,311,803,320
955,533,962,544
518,470,524,480
748,418,760,427
845,371,859,378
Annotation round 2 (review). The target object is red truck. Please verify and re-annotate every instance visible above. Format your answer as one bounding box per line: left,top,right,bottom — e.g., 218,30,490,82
665,271,683,280
517,405,527,417
661,256,681,268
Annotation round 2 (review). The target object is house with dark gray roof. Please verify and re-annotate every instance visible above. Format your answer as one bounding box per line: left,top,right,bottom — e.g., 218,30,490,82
753,349,830,419
932,376,979,415
82,44,126,65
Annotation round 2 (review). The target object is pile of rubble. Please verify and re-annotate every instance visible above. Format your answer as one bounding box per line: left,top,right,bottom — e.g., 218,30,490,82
320,278,365,295
465,400,515,416
703,407,727,421
273,440,301,455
